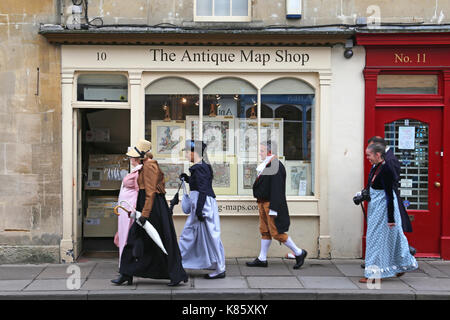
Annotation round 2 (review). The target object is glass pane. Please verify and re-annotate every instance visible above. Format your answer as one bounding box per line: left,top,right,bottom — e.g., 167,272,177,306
145,78,199,194
232,0,248,16
197,78,257,195
377,75,438,94
197,0,213,16
384,119,429,210
262,78,315,196
145,77,198,95
262,77,314,94
215,0,231,16
77,74,128,102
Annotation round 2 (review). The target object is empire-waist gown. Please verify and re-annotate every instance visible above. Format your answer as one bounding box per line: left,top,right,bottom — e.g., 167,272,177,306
364,162,417,279
179,160,226,273
119,160,187,283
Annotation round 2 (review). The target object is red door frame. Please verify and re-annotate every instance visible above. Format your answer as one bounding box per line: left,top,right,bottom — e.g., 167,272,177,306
357,33,450,260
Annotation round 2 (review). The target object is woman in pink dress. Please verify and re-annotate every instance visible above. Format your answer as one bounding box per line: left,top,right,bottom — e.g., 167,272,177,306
114,157,142,264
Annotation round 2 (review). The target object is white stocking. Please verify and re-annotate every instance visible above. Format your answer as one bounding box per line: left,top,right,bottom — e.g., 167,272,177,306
258,239,272,261
283,237,302,256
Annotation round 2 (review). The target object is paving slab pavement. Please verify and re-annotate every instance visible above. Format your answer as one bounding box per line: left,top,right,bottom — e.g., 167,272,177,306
0,258,449,300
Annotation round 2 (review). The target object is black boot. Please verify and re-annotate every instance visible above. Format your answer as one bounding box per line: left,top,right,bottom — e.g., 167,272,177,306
167,276,189,287
111,274,133,286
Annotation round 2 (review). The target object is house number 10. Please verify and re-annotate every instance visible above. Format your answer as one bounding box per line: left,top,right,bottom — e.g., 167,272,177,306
97,52,107,61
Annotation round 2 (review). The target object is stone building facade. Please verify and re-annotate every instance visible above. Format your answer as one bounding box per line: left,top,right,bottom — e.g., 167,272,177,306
1,1,449,263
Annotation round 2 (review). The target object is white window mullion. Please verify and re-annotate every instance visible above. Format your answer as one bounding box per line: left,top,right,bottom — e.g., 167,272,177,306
199,87,203,141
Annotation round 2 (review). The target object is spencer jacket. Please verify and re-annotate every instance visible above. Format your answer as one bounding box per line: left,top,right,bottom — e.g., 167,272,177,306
252,157,290,234
366,149,412,232
137,159,166,218
368,161,396,224
188,160,216,218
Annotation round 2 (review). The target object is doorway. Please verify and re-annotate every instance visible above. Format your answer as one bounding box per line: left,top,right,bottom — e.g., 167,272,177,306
77,108,130,259
375,107,442,257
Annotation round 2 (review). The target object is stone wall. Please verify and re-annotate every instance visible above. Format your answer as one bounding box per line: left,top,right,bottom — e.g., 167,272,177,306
60,0,450,26
0,0,61,263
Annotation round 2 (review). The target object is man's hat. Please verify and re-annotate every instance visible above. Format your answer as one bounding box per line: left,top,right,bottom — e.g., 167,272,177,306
126,139,151,158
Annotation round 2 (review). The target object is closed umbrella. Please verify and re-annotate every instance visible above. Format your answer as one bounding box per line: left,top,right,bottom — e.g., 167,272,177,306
113,200,168,255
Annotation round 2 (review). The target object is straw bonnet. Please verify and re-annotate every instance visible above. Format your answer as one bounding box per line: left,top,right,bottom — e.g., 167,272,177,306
126,139,152,158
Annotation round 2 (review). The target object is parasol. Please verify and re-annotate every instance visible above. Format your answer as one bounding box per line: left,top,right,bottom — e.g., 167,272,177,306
113,200,168,255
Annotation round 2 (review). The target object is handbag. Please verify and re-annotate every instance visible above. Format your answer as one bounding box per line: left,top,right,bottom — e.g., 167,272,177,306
181,181,192,214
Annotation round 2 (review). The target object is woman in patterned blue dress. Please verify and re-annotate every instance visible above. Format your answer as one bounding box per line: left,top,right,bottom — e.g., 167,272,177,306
360,143,418,284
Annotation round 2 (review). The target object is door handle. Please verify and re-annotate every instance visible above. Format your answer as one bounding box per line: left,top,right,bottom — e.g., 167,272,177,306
434,182,441,188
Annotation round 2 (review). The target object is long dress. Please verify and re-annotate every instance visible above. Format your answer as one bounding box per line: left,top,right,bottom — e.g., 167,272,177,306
116,164,141,265
365,163,418,279
179,161,226,273
119,161,187,283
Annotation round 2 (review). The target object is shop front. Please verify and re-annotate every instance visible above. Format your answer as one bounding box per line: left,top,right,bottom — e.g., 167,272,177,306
357,33,450,259
56,43,335,261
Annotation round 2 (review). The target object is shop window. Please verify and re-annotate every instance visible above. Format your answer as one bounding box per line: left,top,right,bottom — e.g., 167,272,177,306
377,75,438,94
145,77,200,193
77,74,128,102
195,0,251,22
202,77,257,196
262,78,315,196
144,76,314,197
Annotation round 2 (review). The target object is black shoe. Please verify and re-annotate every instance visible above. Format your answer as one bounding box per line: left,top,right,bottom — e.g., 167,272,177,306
167,276,189,287
111,274,133,286
293,250,308,269
246,258,268,268
361,263,365,269
204,271,226,279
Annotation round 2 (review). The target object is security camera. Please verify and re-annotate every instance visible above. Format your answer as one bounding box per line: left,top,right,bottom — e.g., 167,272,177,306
343,38,354,59
344,48,353,59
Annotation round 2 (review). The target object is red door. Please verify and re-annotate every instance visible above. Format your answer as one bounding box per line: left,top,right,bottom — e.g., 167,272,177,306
374,107,442,257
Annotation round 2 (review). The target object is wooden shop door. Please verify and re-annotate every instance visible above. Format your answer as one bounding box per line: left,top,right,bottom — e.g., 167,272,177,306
374,107,442,257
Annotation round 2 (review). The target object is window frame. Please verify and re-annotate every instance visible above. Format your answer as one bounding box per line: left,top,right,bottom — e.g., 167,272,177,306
73,71,131,109
194,0,252,22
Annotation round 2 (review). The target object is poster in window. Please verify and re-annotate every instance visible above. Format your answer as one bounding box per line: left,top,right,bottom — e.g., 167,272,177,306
237,161,258,195
186,116,235,157
151,120,186,159
285,161,311,196
209,156,237,195
156,159,189,193
236,118,284,158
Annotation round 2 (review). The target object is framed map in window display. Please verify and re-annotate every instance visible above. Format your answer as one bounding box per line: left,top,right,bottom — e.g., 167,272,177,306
237,118,284,158
151,120,185,159
156,159,189,193
285,160,311,196
186,116,235,157
209,156,237,195
237,161,258,195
